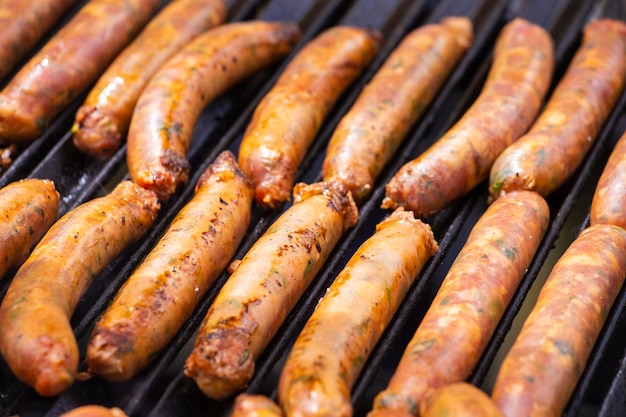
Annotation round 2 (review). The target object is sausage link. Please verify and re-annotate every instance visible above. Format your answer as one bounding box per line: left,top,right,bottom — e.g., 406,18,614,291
278,208,437,417
183,181,358,400
86,151,253,381
489,18,626,200
382,18,554,219
0,0,79,82
370,190,549,417
0,144,17,172
419,383,504,417
0,178,60,279
238,26,381,209
60,406,129,417
232,394,284,417
127,21,301,202
591,129,626,228
72,0,227,160
322,17,473,204
491,224,626,417
0,0,161,146
0,181,159,396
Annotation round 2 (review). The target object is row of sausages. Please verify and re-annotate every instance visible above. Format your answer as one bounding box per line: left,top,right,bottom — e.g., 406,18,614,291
0,1,624,417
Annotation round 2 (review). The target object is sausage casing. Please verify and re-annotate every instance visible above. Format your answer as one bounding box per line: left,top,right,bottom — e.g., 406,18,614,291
370,190,549,417
0,181,159,396
590,129,626,229
419,383,504,417
59,406,129,417
72,0,227,160
238,26,381,209
322,17,473,204
232,394,284,417
86,151,253,381
0,0,161,146
278,208,437,417
489,18,626,200
382,18,554,219
491,224,626,417
183,181,358,400
127,21,301,201
0,178,60,279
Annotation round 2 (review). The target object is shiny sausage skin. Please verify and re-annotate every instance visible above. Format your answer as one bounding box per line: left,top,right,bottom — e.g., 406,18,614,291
238,26,381,209
184,181,358,400
419,383,504,417
0,0,161,146
591,129,626,229
382,18,554,219
86,151,253,381
370,190,549,417
0,0,79,82
59,406,129,417
72,0,227,160
322,17,473,204
489,19,626,200
232,394,284,417
0,181,159,396
127,21,301,202
279,208,437,417
0,178,60,279
491,224,626,417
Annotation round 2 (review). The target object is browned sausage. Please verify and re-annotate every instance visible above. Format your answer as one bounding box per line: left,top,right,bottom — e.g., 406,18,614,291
0,181,159,396
419,383,504,417
278,208,437,417
491,224,626,417
591,129,626,229
322,17,473,204
126,21,301,202
232,394,284,417
0,144,17,172
0,178,60,279
382,18,554,219
72,0,227,160
0,0,79,82
489,18,626,200
184,181,358,400
86,151,253,381
369,190,549,417
0,0,162,146
238,26,381,209
59,405,129,417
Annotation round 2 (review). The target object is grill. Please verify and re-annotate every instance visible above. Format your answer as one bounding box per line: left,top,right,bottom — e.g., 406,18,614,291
1,0,625,416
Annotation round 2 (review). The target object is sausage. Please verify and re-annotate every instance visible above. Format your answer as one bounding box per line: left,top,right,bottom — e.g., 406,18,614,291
369,190,549,417
491,224,626,417
590,129,626,229
0,181,159,396
419,383,504,417
126,21,301,202
0,0,79,82
489,18,626,200
381,18,554,219
278,208,437,417
0,0,162,146
238,26,381,209
183,180,358,400
0,178,60,279
0,144,17,172
86,151,253,381
232,394,284,417
72,0,227,160
59,405,129,417
322,17,473,204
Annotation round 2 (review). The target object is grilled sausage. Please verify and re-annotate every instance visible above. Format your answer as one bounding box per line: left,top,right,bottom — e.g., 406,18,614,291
491,224,626,417
382,18,554,219
278,208,437,417
369,190,549,417
86,151,253,381
238,26,381,209
127,21,301,202
0,144,17,172
591,129,626,229
184,181,358,400
0,181,159,396
72,0,227,160
232,394,284,417
60,405,129,417
0,178,60,279
0,0,79,82
322,17,473,204
0,0,162,146
419,383,504,417
489,18,626,200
